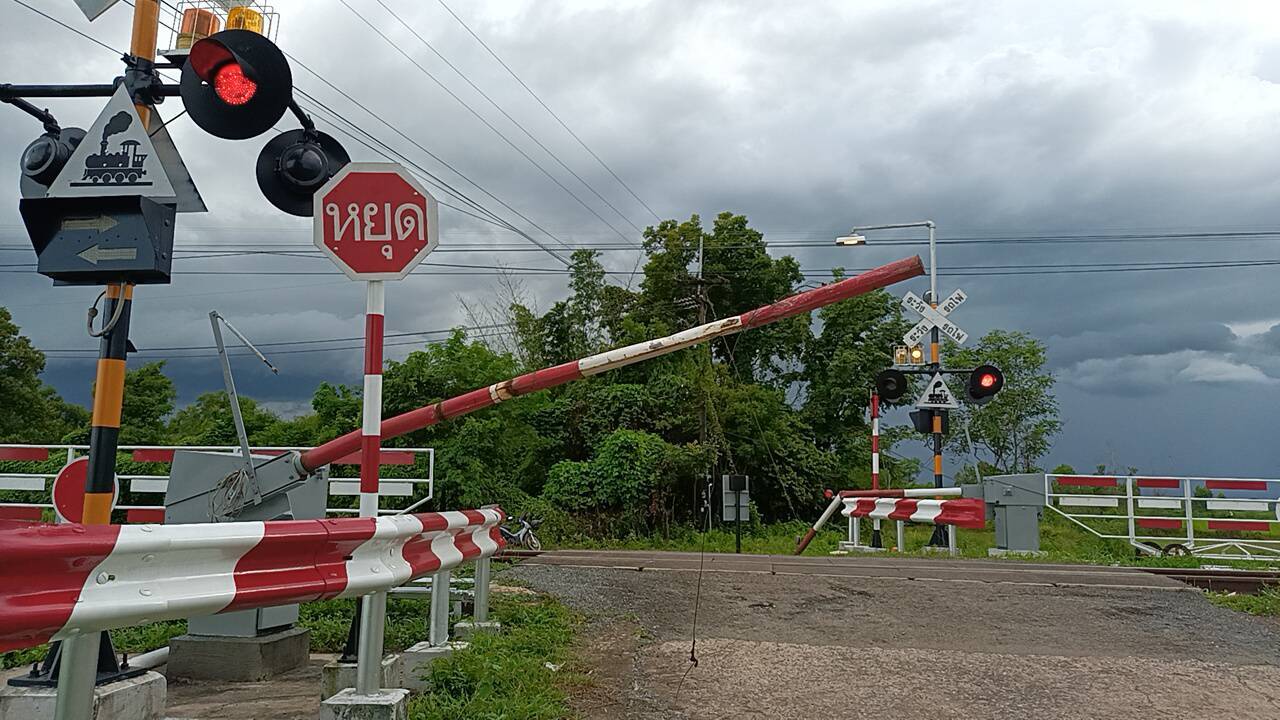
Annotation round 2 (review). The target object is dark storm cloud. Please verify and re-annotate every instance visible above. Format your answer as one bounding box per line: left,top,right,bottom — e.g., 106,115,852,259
5,0,1280,474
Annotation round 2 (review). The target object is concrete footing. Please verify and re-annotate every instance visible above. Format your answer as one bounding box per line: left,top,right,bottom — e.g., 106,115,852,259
836,541,886,553
0,671,165,720
989,547,1047,558
320,655,402,700
400,641,468,692
319,688,409,720
452,620,501,640
168,626,310,681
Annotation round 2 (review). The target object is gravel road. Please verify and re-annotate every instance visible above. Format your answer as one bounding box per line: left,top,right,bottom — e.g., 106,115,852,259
503,558,1280,719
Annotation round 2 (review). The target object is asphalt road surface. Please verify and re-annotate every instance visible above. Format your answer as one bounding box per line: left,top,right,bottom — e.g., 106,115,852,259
507,550,1280,719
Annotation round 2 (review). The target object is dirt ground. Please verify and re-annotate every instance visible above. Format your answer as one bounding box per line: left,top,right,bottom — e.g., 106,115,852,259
505,560,1280,719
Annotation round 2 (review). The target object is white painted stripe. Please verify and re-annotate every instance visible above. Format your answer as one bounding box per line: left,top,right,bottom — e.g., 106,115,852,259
0,475,46,491
1058,496,1120,508
58,521,266,639
579,317,742,375
1207,499,1272,512
366,280,385,315
1136,498,1182,510
361,375,383,436
488,384,500,403
871,455,880,474
908,501,944,524
129,478,169,494
330,480,413,497
342,515,421,597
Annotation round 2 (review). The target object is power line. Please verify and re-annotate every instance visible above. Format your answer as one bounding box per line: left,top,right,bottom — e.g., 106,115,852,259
372,0,645,235
41,319,509,353
334,0,639,247
42,330,518,361
9,0,118,54
436,0,662,222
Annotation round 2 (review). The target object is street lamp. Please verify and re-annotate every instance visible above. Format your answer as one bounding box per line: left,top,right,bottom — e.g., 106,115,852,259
835,220,936,303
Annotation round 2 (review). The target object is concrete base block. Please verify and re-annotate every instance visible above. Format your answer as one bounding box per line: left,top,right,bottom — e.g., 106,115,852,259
836,541,886,553
321,655,402,700
989,547,1047,558
0,670,165,720
400,641,468,692
452,620,501,640
319,688,409,720
920,545,957,555
168,626,309,681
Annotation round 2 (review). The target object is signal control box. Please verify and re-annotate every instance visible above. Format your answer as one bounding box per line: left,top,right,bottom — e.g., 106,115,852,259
20,195,176,285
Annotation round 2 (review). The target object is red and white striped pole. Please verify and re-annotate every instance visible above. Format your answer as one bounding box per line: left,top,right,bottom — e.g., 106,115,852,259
360,280,385,518
869,391,883,548
355,279,386,696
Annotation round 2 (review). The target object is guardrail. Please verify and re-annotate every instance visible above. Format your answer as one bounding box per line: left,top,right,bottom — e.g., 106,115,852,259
1046,474,1280,560
830,487,982,556
0,508,502,653
0,443,434,523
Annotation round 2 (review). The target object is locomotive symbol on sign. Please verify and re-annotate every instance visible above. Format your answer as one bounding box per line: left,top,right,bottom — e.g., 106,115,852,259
71,111,151,187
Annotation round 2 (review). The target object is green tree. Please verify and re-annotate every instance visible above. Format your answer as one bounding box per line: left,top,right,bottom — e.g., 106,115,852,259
945,330,1061,473
166,391,282,446
0,307,86,442
116,362,176,444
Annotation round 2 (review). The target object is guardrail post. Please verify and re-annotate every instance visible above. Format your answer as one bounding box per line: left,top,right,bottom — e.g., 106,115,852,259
354,592,387,695
896,520,905,551
473,557,491,624
429,568,451,647
851,516,861,547
53,633,100,720
947,524,958,556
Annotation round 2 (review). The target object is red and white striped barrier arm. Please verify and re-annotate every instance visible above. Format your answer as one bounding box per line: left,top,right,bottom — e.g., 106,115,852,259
842,496,985,528
301,256,925,472
0,508,503,653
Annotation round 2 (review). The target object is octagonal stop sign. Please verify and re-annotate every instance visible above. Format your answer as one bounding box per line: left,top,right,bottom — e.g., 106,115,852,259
313,162,440,280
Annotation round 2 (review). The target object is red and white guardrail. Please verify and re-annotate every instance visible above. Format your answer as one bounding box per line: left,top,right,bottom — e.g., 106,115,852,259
0,508,503,653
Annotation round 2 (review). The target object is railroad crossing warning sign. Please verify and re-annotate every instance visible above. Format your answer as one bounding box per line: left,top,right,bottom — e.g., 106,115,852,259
46,85,176,200
902,289,968,346
915,373,959,410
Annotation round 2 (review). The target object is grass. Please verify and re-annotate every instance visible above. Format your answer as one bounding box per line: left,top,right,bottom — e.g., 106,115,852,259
1,621,187,672
408,593,580,720
1208,588,1280,616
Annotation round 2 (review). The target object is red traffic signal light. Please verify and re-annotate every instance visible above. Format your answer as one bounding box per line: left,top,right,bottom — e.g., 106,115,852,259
181,29,291,140
967,364,1004,404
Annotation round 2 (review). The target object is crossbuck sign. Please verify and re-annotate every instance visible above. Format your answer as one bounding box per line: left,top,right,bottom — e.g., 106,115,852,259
902,289,968,346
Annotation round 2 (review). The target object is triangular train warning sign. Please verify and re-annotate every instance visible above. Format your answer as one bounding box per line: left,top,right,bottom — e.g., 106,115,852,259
46,85,176,201
915,373,959,409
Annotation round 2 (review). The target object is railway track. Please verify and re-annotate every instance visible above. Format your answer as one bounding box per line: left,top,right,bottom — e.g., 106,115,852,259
1142,566,1280,594
501,548,1280,594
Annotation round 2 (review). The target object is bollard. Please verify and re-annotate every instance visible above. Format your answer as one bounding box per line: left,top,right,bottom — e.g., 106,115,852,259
896,520,905,551
429,569,451,647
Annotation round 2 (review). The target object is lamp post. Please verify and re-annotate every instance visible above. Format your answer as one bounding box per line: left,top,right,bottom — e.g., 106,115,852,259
837,220,948,546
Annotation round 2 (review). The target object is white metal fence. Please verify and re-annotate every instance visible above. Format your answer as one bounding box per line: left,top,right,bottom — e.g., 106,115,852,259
0,443,434,523
1046,473,1280,561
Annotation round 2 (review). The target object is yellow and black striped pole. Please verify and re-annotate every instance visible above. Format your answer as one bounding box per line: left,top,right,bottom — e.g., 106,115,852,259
83,282,133,524
928,307,948,547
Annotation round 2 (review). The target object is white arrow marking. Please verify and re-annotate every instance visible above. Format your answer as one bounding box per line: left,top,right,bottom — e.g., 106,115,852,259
62,215,119,233
77,245,137,265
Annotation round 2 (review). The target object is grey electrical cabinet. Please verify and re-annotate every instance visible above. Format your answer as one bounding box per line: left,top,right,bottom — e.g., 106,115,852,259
982,474,1045,554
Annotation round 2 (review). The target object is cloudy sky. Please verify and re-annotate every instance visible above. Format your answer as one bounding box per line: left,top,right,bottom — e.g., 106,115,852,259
3,0,1280,478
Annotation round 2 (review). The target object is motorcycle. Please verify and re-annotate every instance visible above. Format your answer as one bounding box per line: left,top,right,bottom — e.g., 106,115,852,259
500,515,543,551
